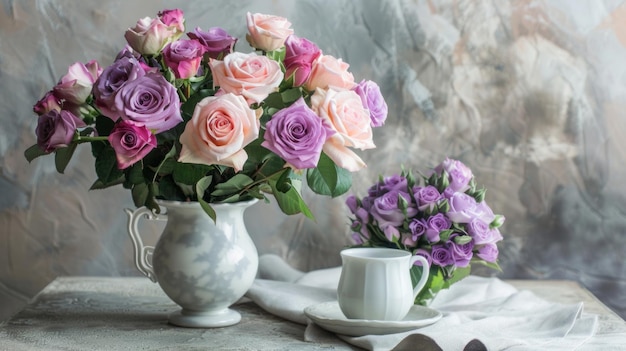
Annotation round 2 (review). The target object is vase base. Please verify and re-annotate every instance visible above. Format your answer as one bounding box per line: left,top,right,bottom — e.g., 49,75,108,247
168,308,242,328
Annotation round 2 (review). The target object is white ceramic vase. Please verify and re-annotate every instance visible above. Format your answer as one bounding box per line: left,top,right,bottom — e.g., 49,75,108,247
126,199,258,328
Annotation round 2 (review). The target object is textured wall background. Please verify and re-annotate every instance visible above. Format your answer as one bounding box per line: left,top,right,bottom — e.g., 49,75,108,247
1,0,625,321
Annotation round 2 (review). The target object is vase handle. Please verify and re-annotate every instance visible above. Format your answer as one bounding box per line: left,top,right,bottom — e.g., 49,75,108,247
125,206,167,283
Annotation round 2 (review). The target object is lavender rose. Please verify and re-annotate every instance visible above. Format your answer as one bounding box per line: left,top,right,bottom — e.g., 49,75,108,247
283,35,321,87
108,120,157,169
93,56,146,120
36,110,86,153
114,73,183,134
188,27,237,60
162,39,207,79
414,185,443,212
449,234,474,267
424,213,451,242
476,243,499,263
431,244,454,267
353,80,388,127
413,249,432,267
467,218,503,245
435,158,473,193
446,192,495,224
261,97,331,169
370,190,416,228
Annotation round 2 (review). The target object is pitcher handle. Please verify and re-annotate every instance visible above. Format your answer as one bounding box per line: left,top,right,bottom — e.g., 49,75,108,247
409,255,430,300
125,206,167,283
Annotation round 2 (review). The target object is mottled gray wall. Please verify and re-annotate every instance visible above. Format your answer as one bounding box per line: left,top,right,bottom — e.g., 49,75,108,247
1,0,625,321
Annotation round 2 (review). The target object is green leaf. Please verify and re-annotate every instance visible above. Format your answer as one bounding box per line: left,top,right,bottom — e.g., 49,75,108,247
24,144,48,162
281,88,303,105
196,175,216,223
172,162,212,185
54,143,78,174
94,145,124,185
473,259,502,272
181,88,215,119
307,153,352,197
269,177,314,220
131,183,150,208
211,173,254,197
126,163,145,185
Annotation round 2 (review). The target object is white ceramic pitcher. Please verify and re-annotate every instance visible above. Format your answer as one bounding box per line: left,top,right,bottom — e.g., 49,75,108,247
337,247,430,321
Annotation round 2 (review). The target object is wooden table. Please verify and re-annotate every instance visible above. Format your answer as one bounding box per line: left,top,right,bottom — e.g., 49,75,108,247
0,277,624,350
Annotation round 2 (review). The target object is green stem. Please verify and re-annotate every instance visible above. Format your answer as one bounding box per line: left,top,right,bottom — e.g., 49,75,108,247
75,136,108,143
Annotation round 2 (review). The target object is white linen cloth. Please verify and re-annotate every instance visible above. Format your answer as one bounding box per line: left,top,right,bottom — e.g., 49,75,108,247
246,254,598,351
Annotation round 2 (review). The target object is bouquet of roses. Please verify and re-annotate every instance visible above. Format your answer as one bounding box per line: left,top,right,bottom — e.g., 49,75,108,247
25,9,387,221
346,158,505,305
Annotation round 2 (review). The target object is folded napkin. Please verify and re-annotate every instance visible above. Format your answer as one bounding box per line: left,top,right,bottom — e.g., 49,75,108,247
246,254,598,351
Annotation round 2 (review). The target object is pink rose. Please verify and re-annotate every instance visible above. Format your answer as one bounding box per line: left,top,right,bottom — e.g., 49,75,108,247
108,120,157,169
245,12,294,52
209,52,283,105
304,55,355,91
158,9,185,33
35,110,86,153
162,39,206,79
53,60,102,105
310,87,375,171
124,16,180,55
33,91,62,115
178,93,260,171
283,35,321,87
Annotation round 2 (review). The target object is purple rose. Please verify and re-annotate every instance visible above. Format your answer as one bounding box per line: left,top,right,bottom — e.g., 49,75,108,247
414,185,443,212
261,97,332,169
381,174,408,192
108,120,157,169
93,57,146,120
384,225,400,242
353,79,388,127
431,244,454,267
449,234,474,267
402,219,426,247
467,218,502,244
162,39,207,79
409,218,427,238
346,194,358,214
446,192,495,224
414,249,432,267
425,213,451,242
36,110,86,153
114,73,183,134
477,243,499,263
370,190,415,228
188,27,237,60
434,158,473,193
284,35,321,87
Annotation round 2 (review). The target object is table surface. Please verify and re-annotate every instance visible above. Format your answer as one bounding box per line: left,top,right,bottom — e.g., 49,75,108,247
0,277,625,351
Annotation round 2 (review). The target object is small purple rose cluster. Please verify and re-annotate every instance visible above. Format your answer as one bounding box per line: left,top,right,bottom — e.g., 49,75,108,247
346,158,505,271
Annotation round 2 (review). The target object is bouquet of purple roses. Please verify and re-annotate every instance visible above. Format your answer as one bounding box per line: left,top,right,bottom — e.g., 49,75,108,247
346,158,505,305
25,9,387,222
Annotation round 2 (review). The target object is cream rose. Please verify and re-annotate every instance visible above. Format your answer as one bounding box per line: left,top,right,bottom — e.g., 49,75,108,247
245,12,294,52
304,55,355,92
310,87,375,171
178,93,260,171
209,52,283,105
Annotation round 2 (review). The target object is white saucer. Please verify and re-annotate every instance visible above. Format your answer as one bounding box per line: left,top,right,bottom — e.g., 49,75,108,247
304,301,442,336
